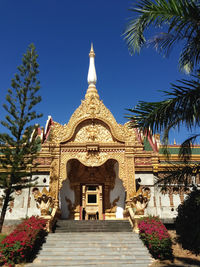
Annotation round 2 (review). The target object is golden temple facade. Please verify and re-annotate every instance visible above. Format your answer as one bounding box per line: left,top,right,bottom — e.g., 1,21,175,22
2,45,200,224
34,44,159,220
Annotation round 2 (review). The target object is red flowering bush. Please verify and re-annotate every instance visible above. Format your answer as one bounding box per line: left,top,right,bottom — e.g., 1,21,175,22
0,216,47,266
138,216,173,260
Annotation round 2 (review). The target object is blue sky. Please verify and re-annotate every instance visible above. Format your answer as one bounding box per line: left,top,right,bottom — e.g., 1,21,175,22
0,0,192,144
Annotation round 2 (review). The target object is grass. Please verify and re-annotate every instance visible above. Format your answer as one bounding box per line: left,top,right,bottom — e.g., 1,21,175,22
0,233,7,244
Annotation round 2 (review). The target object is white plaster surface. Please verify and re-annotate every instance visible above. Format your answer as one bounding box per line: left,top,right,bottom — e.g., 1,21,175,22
0,170,194,222
110,163,126,219
59,179,75,219
136,173,182,221
0,174,49,220
173,194,181,207
135,173,154,185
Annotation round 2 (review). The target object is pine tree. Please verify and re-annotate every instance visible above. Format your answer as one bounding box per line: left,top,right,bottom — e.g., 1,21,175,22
0,44,42,232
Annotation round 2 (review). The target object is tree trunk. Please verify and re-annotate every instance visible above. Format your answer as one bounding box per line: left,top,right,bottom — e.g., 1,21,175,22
0,187,11,233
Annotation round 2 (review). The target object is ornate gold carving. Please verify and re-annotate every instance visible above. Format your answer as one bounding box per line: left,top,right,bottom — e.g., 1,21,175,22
153,163,159,172
87,124,99,141
66,97,125,142
135,157,152,166
39,84,155,215
47,94,138,144
86,95,100,115
125,156,135,198
49,158,59,200
105,196,119,213
34,187,55,216
70,121,115,143
67,159,115,186
59,151,126,190
130,186,151,215
86,144,99,152
44,88,141,206
48,121,65,143
35,157,52,166
123,123,136,142
60,151,109,171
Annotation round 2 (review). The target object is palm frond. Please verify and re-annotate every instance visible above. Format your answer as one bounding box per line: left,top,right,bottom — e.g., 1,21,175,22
179,134,200,160
124,0,200,71
179,33,200,72
147,32,183,57
126,74,200,143
155,162,200,186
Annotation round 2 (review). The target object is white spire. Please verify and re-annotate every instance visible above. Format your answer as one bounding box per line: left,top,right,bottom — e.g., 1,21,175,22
87,43,97,86
85,44,99,100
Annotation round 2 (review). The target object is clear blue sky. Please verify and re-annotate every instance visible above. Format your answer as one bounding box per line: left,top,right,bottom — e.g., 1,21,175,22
0,0,192,144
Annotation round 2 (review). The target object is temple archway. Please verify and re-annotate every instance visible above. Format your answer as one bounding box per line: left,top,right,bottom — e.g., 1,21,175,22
59,159,126,220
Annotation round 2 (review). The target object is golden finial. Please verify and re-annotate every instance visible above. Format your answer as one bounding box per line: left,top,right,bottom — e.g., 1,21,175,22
174,138,176,145
89,43,95,57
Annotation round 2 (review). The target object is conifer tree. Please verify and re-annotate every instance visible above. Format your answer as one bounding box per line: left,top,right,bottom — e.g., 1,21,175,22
0,44,42,232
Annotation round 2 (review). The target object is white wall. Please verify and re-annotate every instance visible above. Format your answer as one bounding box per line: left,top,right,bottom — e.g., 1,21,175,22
0,174,50,220
110,163,126,219
59,179,75,219
135,173,184,221
1,169,191,222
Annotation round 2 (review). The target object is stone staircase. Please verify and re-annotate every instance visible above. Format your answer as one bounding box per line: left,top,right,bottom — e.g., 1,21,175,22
55,219,133,232
27,220,153,267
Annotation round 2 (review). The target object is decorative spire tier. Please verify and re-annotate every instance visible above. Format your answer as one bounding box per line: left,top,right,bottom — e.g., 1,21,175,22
85,43,99,100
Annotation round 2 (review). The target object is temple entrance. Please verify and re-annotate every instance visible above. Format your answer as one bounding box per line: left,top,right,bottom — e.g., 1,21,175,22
81,184,103,220
60,158,126,220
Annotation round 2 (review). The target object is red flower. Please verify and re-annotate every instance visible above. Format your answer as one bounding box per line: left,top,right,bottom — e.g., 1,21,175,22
1,216,47,265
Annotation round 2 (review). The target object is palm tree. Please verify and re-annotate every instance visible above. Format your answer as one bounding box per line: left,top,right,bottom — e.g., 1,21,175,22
127,75,200,152
124,0,200,154
124,0,200,73
124,2,200,249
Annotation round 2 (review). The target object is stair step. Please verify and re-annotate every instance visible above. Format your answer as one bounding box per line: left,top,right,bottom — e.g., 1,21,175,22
54,220,132,233
36,256,151,260
42,242,143,246
41,246,147,251
39,246,147,252
46,234,137,238
27,222,152,267
37,254,149,258
31,258,152,263
29,261,152,267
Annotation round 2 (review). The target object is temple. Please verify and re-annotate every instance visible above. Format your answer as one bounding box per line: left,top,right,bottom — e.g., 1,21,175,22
1,45,200,225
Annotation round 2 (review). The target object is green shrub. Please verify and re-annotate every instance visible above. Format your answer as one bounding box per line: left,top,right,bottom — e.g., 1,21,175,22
138,216,173,260
176,187,200,254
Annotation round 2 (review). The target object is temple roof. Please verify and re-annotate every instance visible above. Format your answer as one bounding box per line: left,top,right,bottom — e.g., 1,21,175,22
39,45,200,160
